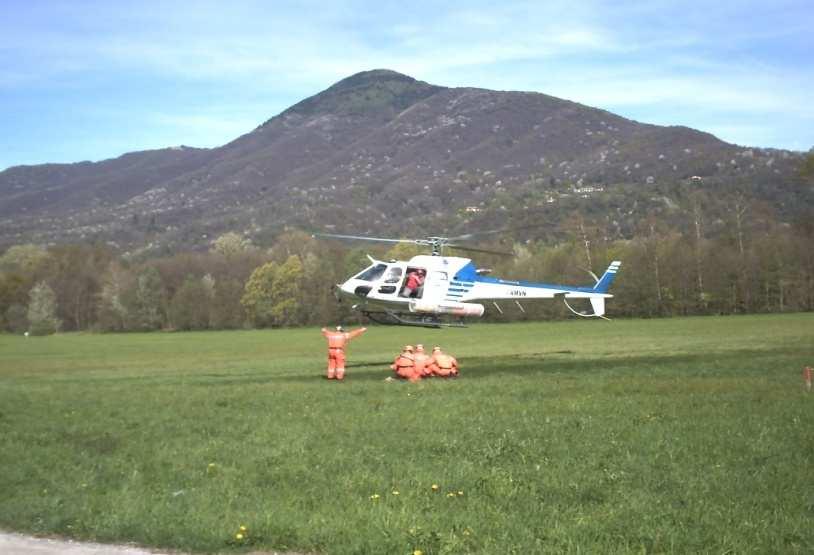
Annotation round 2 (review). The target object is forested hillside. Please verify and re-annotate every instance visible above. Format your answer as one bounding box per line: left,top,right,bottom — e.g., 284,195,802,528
1,70,812,331
0,70,808,254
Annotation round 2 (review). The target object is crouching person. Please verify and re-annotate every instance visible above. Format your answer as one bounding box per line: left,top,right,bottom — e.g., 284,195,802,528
427,346,458,378
391,345,421,382
414,344,432,377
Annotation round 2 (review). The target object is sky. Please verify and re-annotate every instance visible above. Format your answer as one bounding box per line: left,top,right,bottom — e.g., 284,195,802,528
1,0,812,170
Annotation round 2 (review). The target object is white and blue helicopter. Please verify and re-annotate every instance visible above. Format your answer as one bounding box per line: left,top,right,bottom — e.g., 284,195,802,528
317,232,621,328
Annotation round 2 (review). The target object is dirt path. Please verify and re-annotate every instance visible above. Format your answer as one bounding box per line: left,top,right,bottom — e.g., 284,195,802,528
0,530,301,555
0,531,174,555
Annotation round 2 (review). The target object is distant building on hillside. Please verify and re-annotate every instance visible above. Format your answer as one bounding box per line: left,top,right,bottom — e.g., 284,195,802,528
571,185,604,195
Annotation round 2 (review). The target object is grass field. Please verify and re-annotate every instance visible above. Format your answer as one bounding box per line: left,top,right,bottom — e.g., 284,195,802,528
1,314,813,554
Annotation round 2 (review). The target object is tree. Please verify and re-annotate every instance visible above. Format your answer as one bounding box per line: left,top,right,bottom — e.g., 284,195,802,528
270,255,304,325
169,275,212,330
27,281,60,335
268,230,317,263
240,256,305,327
800,151,814,182
384,242,423,261
241,261,277,327
343,248,371,279
5,304,28,334
96,261,133,332
211,278,246,329
0,272,28,331
48,245,112,331
130,267,165,330
211,232,253,257
0,244,50,274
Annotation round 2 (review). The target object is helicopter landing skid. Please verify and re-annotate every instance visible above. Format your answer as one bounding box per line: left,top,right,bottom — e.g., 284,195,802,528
360,310,467,329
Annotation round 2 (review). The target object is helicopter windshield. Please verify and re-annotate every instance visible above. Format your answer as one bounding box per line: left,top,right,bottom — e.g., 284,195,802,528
354,263,387,282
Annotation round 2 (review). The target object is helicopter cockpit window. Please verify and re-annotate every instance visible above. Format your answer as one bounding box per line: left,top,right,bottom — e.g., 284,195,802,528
384,267,403,284
355,263,387,282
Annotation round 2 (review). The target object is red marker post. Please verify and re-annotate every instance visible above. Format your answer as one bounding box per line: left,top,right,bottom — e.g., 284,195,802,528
804,366,813,392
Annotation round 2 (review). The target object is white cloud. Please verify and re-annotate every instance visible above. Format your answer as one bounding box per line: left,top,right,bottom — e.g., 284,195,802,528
1,0,812,161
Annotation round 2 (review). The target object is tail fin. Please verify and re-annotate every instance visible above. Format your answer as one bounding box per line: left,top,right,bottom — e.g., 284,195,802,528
593,261,621,293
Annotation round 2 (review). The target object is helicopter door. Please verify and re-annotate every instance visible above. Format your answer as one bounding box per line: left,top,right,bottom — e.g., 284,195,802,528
398,267,427,299
422,270,448,303
377,265,404,295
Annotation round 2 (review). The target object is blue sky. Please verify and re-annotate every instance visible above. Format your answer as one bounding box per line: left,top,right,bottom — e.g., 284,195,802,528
1,0,812,170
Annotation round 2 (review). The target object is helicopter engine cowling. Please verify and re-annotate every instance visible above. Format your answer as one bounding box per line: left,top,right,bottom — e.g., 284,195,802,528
409,300,485,318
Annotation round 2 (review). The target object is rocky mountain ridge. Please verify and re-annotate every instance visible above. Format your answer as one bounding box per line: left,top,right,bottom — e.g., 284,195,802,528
0,69,807,255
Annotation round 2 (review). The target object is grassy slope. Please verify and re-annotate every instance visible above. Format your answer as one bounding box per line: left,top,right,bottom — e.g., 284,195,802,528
0,314,812,554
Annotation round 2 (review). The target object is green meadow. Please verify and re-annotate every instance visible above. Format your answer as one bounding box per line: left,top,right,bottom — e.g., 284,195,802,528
1,314,813,554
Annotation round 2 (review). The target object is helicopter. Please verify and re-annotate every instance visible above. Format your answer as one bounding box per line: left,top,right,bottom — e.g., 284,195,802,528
316,232,621,328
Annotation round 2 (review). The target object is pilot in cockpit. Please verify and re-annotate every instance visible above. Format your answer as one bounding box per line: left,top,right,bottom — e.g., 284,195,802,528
384,266,403,284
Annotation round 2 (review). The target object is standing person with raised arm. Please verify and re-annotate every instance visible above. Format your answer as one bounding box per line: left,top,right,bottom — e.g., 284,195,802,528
320,325,367,381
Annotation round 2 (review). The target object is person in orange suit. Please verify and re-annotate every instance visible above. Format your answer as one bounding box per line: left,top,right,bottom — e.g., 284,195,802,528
427,346,459,378
391,345,420,381
413,344,432,377
320,325,367,380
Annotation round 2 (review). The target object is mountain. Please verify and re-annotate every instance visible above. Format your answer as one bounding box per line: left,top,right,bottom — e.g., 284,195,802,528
0,69,807,254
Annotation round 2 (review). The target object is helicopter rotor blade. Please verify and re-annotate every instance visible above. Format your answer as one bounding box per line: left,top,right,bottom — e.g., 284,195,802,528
312,232,417,245
446,244,515,257
447,223,550,242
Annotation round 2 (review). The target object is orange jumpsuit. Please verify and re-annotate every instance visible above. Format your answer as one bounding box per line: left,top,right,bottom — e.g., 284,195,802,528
321,327,367,380
413,345,432,377
428,350,459,377
391,352,420,381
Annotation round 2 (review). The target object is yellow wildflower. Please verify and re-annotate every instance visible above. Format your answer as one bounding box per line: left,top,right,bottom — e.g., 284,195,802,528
239,525,247,532
370,493,380,500
413,550,423,555
392,490,400,496
431,484,439,491
235,533,243,540
447,492,455,497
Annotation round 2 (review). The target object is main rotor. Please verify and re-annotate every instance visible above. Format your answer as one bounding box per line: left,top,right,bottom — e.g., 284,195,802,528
418,236,458,256
312,232,515,257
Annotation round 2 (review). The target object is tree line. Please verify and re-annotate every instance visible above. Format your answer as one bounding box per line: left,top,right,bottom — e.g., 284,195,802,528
1,204,813,335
